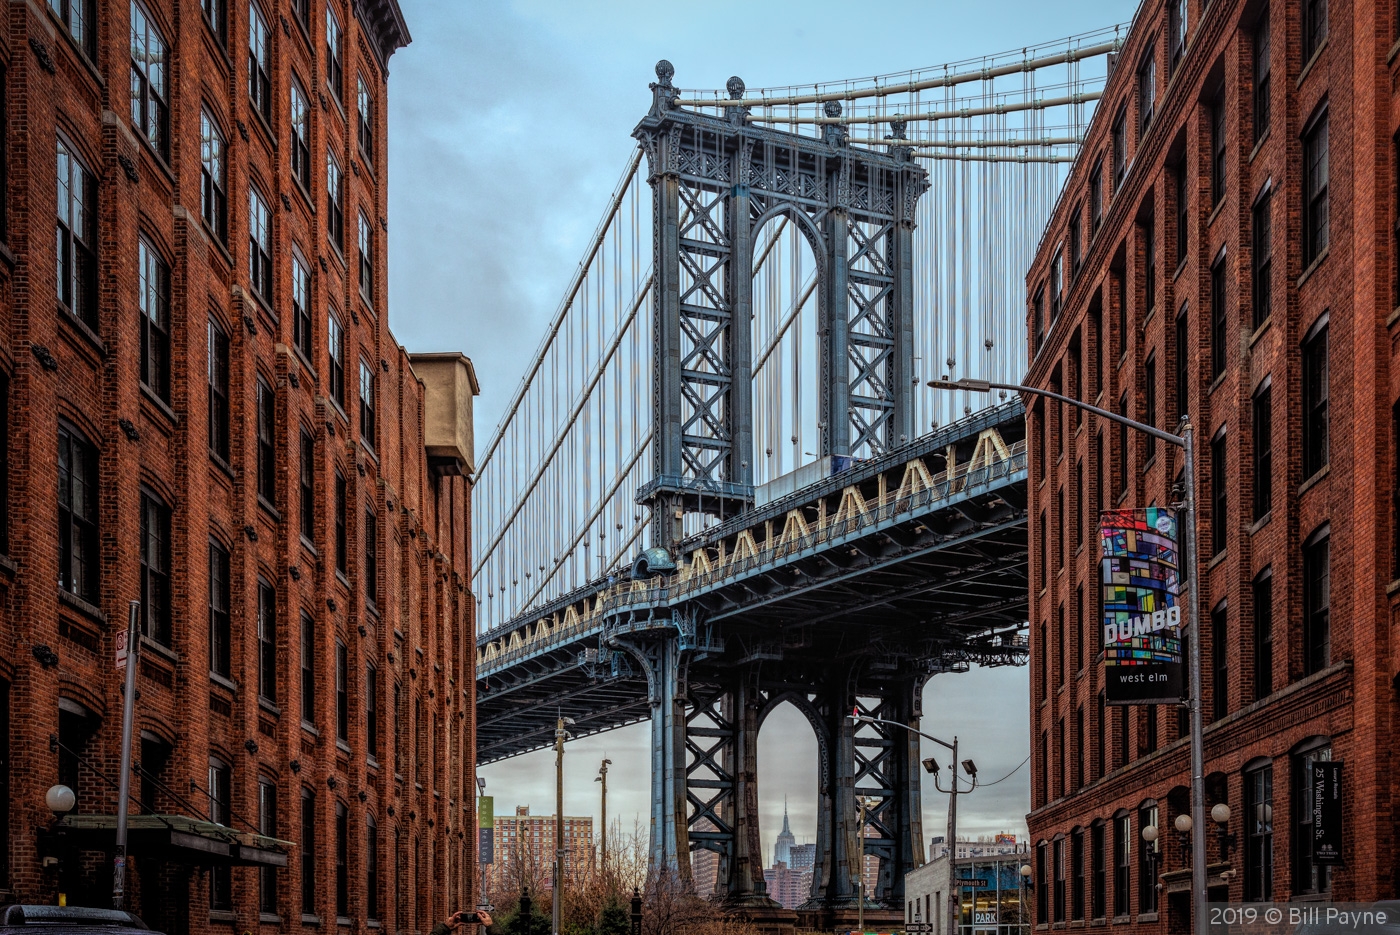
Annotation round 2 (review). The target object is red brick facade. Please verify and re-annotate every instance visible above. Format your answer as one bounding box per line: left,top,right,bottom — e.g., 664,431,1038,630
1025,0,1400,924
0,0,480,932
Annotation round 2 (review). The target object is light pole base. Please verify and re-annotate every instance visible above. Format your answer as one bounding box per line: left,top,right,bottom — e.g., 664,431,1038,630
796,903,902,934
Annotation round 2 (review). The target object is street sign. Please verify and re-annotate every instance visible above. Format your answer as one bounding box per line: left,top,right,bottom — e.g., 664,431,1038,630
116,630,129,669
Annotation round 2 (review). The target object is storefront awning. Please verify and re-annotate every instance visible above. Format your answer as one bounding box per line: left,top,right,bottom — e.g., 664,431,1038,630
56,814,291,868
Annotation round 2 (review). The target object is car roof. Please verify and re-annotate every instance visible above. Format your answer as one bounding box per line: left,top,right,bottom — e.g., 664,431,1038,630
0,907,150,930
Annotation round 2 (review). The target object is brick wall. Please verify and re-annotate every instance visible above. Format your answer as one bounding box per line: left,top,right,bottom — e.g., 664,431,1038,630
1024,0,1400,923
0,1,480,932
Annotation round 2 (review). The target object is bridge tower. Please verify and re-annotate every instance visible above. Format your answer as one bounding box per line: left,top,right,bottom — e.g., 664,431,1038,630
627,61,931,924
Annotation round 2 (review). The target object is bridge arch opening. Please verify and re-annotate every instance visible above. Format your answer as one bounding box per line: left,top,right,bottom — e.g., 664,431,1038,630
750,695,822,904
751,211,821,489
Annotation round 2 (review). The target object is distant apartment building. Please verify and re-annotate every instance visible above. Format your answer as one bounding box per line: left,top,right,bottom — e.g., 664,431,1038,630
484,806,593,897
762,860,814,911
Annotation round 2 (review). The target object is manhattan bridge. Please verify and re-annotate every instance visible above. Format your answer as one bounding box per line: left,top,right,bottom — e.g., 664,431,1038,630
472,26,1120,926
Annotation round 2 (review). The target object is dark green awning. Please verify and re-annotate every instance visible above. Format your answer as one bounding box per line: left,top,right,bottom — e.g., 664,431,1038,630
56,814,291,867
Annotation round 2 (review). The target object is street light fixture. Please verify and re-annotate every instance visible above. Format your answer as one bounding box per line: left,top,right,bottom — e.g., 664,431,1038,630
852,711,975,935
928,377,1208,935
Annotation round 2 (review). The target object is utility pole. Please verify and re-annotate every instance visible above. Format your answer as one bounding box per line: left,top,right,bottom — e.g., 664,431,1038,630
945,736,958,935
595,758,612,873
553,716,573,935
113,600,141,910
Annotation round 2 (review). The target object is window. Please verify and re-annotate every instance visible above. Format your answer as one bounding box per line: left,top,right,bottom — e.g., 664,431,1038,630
1074,704,1084,789
300,429,315,540
1096,691,1106,780
1251,190,1272,330
301,789,317,913
1143,353,1157,462
1137,803,1159,914
326,6,344,99
130,2,169,157
1211,601,1228,719
1112,814,1130,917
50,0,95,58
1142,215,1153,313
366,812,380,920
1175,304,1188,422
209,758,232,909
1254,13,1272,141
249,187,273,300
200,112,227,241
56,139,98,327
140,490,171,645
1303,530,1330,675
1037,842,1049,922
1117,393,1129,495
290,0,308,30
1211,431,1227,555
358,212,374,300
258,578,277,702
1115,269,1127,359
208,319,230,462
1090,162,1103,233
1143,707,1158,754
300,612,316,723
357,76,374,163
248,1,271,121
1051,250,1063,319
335,640,348,742
257,376,276,504
364,507,378,606
1138,55,1155,135
1039,730,1049,807
1074,462,1084,549
1112,103,1127,191
1211,92,1226,207
1211,254,1227,378
258,778,278,912
1293,741,1333,894
1303,112,1329,264
1169,0,1188,75
1303,0,1327,61
1069,209,1082,278
1090,822,1106,919
1245,762,1274,900
1032,287,1045,352
366,665,379,759
327,152,344,249
329,312,346,405
1302,322,1329,478
209,540,230,678
138,238,170,401
1054,837,1066,923
291,80,312,192
293,252,313,362
1253,385,1271,520
1038,623,1048,699
334,470,348,574
201,0,223,41
359,361,378,447
1117,706,1130,772
1174,161,1188,267
1253,570,1273,700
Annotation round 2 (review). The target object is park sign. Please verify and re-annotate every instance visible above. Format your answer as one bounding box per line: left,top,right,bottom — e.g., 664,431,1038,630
1101,507,1184,705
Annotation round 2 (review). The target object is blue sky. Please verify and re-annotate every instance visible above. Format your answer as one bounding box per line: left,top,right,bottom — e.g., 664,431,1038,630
386,0,1134,867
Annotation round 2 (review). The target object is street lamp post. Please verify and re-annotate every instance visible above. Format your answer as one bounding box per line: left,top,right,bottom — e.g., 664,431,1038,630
929,378,1207,935
850,713,977,935
553,716,575,935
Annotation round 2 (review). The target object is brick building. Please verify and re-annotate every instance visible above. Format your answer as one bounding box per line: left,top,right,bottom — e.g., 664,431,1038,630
1024,0,1400,925
0,0,481,932
483,806,594,899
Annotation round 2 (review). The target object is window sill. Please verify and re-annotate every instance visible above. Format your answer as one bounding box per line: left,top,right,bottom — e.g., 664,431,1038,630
210,672,238,693
48,11,106,87
1249,316,1272,347
58,305,106,356
0,554,15,578
210,453,236,482
204,223,235,270
293,178,316,215
360,438,380,465
1111,917,1131,925
260,914,281,925
337,919,352,929
1298,464,1330,496
209,911,237,924
250,107,279,152
1297,247,1329,289
1208,549,1228,570
1298,39,1328,87
367,922,381,930
337,740,353,755
295,345,319,381
258,496,282,523
336,570,351,590
0,241,15,271
302,720,320,736
327,396,350,428
1249,512,1272,536
1136,913,1159,923
1248,128,1271,164
140,383,179,426
301,535,319,556
302,915,322,926
1208,370,1228,397
1387,305,1400,329
259,697,282,717
141,636,179,663
1141,454,1157,474
1172,257,1187,283
59,588,106,624
1207,197,1226,230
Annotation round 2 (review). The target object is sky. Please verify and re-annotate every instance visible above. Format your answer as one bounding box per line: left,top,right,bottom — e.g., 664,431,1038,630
385,0,1131,868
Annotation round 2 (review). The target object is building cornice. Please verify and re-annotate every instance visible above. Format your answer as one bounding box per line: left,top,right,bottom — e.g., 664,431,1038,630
353,0,411,71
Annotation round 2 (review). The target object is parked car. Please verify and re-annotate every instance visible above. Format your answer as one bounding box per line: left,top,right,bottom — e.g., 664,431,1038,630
0,907,157,935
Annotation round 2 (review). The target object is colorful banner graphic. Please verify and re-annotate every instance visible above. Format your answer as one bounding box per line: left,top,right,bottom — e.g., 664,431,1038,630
1101,507,1184,704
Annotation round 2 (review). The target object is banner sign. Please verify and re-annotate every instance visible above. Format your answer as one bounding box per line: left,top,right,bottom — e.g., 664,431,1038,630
1101,507,1184,705
1312,761,1343,864
478,795,494,865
